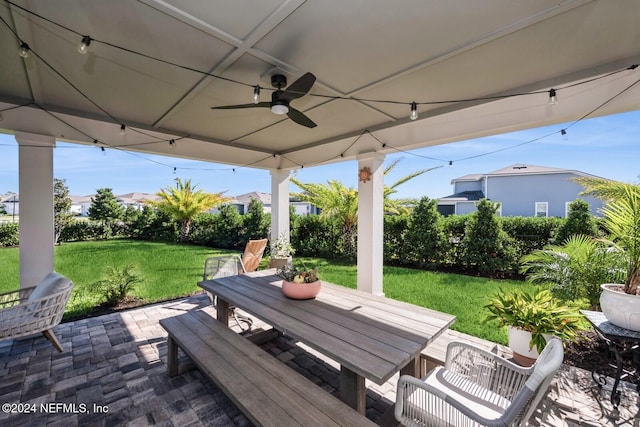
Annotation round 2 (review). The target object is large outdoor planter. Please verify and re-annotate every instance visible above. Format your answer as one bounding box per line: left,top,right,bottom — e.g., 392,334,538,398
600,284,640,332
508,326,551,367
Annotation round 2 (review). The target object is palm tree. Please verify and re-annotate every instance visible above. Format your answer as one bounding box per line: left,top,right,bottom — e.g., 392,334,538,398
150,178,230,242
519,234,624,309
291,178,359,256
291,160,436,256
576,177,640,294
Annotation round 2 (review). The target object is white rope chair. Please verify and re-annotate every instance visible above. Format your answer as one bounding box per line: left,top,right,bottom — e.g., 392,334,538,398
203,255,253,330
0,272,73,352
395,338,564,427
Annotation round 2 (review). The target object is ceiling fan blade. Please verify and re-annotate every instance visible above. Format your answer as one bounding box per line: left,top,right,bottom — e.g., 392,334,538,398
287,107,317,128
211,102,270,110
280,72,316,102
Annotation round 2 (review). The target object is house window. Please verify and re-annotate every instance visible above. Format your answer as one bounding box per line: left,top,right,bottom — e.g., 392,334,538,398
535,202,548,217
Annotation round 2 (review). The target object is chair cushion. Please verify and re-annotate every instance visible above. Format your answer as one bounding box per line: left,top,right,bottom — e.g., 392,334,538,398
27,272,69,302
414,366,511,422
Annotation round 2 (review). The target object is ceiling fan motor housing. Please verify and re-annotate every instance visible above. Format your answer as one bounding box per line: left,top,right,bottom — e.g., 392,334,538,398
271,74,287,88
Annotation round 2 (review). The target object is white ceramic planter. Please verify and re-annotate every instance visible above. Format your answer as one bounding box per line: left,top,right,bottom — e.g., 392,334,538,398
600,283,640,332
507,326,551,367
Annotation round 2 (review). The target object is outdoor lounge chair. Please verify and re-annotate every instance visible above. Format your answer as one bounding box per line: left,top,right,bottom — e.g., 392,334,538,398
395,338,564,427
0,272,73,352
202,238,268,330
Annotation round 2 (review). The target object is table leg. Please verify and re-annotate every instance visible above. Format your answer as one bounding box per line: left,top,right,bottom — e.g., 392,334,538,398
167,336,178,377
340,366,366,414
400,356,420,378
216,298,230,327
609,343,624,408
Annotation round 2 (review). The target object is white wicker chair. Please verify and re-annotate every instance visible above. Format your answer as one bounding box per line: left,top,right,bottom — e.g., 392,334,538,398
395,338,564,427
0,272,73,352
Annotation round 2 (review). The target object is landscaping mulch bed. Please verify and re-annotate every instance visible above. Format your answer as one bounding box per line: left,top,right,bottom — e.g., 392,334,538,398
563,330,627,379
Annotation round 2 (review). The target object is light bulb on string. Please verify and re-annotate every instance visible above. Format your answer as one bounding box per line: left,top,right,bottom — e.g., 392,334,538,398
78,36,92,54
252,86,261,104
548,89,557,105
18,42,30,58
169,139,176,150
119,124,126,135
410,102,418,120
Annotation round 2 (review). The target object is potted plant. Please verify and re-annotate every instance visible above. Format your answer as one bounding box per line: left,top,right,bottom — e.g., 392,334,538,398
268,233,295,269
278,265,321,300
577,178,640,331
484,288,584,366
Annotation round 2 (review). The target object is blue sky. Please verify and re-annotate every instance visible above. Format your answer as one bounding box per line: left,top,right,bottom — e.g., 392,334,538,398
1,109,639,199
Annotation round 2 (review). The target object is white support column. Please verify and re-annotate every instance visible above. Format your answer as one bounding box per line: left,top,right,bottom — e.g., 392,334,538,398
16,132,56,289
357,153,385,295
270,170,291,242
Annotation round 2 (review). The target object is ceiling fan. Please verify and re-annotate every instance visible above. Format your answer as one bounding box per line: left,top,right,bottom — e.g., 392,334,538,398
211,72,317,128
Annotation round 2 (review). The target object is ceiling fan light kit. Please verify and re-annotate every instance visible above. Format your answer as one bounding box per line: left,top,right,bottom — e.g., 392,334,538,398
211,72,317,128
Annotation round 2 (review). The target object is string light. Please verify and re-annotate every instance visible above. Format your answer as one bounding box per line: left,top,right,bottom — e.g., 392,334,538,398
560,129,567,136
410,102,418,120
18,42,29,58
77,35,91,54
548,89,557,105
252,86,261,104
169,139,176,149
119,124,126,135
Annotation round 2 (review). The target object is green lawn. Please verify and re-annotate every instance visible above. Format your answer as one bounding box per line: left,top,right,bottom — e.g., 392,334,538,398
0,239,538,345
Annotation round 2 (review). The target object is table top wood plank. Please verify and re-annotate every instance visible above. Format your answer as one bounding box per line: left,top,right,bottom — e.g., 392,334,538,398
199,270,456,385
200,277,398,383
215,273,426,354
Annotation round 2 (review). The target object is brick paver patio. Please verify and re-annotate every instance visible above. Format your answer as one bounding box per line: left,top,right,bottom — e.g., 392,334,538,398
0,294,638,426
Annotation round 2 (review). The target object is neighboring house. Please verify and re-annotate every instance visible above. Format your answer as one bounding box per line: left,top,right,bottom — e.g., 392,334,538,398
233,192,272,214
116,192,160,211
0,193,19,216
437,164,605,217
69,195,92,216
219,191,320,215
70,192,160,216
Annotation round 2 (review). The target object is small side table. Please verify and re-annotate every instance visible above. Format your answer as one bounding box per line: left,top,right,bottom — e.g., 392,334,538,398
581,310,640,408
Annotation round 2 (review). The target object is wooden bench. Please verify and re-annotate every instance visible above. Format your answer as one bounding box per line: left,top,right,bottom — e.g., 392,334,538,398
160,309,377,427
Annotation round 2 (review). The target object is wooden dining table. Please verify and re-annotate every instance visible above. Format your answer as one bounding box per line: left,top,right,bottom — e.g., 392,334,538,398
198,269,456,414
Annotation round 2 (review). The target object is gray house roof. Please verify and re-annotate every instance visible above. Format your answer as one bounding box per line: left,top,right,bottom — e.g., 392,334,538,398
450,164,601,184
438,191,485,203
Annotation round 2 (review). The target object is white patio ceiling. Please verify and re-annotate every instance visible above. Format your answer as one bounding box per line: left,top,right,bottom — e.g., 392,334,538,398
1,0,640,171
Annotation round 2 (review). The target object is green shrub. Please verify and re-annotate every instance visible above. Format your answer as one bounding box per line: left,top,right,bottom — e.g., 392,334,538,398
242,198,269,242
88,263,144,307
0,223,19,247
521,234,625,309
501,216,563,261
403,197,448,269
292,215,341,258
383,215,408,265
461,199,518,276
484,288,586,353
554,199,599,244
214,205,244,249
